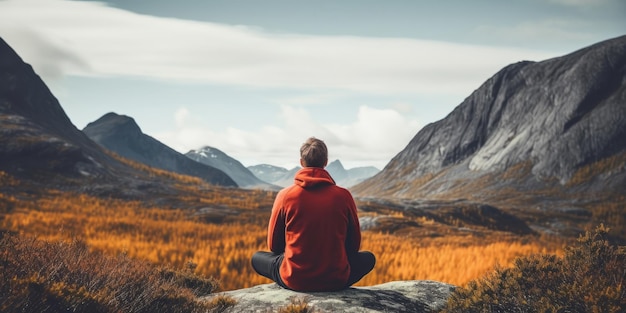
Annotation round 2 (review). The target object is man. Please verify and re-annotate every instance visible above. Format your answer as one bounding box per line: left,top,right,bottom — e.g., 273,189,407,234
251,137,376,292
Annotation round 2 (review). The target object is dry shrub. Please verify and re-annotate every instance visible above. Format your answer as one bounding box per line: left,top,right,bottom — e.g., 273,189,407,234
277,298,315,313
204,294,237,312
0,233,220,313
442,225,626,312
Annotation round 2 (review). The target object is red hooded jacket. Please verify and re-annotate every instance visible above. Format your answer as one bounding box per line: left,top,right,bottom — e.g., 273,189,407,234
268,167,361,291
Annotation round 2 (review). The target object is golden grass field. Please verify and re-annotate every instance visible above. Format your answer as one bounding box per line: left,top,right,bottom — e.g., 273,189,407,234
1,185,568,291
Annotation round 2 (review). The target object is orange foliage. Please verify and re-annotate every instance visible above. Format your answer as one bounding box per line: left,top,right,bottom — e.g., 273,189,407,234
1,184,565,291
358,232,559,287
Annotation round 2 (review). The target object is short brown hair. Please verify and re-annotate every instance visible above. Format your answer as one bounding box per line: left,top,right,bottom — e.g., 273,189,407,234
300,137,328,168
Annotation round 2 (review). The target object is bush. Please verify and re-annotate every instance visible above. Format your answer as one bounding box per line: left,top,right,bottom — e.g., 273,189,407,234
442,225,626,312
277,298,315,313
0,233,221,313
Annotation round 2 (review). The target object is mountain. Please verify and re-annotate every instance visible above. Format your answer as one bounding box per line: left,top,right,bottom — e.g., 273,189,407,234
326,160,380,188
83,113,237,187
248,164,301,188
274,167,301,187
248,160,379,188
0,37,226,200
0,38,134,185
0,39,105,179
185,146,278,190
247,164,289,183
353,35,626,202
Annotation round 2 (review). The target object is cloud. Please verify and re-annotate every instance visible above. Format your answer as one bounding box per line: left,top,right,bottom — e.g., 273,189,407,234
0,28,90,82
155,105,420,169
0,0,555,97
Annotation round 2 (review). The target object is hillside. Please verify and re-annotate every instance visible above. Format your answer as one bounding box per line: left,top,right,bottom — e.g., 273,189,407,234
83,113,237,187
353,35,626,204
0,37,235,205
0,37,152,197
0,38,117,181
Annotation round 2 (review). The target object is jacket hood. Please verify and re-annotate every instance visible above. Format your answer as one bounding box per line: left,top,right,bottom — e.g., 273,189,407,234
294,167,335,188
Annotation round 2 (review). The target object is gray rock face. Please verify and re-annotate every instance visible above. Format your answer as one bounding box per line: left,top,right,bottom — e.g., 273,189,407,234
204,280,455,313
83,113,237,187
354,35,626,199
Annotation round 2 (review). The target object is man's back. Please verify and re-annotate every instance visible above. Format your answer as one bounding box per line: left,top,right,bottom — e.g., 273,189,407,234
268,167,361,291
251,137,374,292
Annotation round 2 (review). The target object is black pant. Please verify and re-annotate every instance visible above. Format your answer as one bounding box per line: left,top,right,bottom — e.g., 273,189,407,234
251,251,376,290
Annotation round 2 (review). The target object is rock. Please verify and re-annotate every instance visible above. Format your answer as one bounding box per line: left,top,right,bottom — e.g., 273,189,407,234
204,280,455,312
352,35,626,201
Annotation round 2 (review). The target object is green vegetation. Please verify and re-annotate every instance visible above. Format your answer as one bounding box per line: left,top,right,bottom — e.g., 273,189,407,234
442,225,626,312
0,233,228,313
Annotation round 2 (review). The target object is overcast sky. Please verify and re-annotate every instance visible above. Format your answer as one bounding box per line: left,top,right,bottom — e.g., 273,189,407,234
0,0,624,169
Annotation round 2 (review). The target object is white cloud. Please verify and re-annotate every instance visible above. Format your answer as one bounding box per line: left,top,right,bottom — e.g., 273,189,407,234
1,0,588,170
155,105,420,169
0,27,89,81
0,0,555,97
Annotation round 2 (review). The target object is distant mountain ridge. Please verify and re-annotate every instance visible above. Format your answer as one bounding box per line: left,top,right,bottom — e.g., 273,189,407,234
326,160,380,188
186,146,279,190
247,164,289,184
353,35,626,201
249,160,379,188
83,112,237,187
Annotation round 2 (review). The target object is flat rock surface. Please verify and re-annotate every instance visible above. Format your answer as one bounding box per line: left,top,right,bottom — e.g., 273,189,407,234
204,280,455,312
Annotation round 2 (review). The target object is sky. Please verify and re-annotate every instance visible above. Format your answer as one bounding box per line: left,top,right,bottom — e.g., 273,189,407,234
0,0,624,170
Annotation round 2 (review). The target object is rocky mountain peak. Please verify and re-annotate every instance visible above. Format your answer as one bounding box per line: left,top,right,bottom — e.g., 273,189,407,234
86,112,141,132
354,35,626,200
327,159,344,170
83,113,237,187
190,146,224,160
82,112,142,143
326,159,347,181
185,146,278,190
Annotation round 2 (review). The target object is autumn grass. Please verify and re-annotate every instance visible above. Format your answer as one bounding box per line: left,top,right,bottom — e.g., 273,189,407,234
358,232,562,287
1,188,566,291
0,233,222,313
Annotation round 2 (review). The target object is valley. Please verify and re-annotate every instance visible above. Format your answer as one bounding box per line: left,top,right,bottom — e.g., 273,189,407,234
1,32,625,311
0,171,570,291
